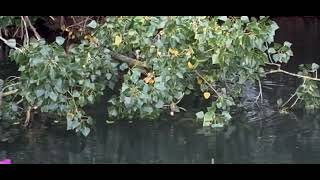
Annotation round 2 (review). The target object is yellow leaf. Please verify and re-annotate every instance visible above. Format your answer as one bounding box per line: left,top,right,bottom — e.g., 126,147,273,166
157,50,162,57
203,92,211,99
197,78,203,84
169,48,179,57
185,47,194,56
144,72,155,84
114,35,122,46
188,61,194,69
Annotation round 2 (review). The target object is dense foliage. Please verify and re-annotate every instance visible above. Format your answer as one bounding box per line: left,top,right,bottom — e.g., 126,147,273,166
0,16,319,137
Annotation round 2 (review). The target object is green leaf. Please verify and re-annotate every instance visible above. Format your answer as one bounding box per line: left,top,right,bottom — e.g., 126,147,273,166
55,36,65,46
87,20,97,29
196,111,204,119
218,16,228,22
144,106,153,113
240,16,249,22
284,41,292,48
87,117,93,125
5,39,16,48
155,101,164,108
222,111,232,120
106,73,112,80
312,63,319,71
176,72,183,79
87,95,94,103
272,54,280,62
72,91,80,98
212,54,219,64
35,89,45,97
273,43,282,50
204,111,213,122
81,126,91,136
67,113,74,122
119,63,128,71
268,48,276,54
154,82,166,91
11,104,18,112
49,92,58,101
71,119,81,129
18,66,25,71
124,96,131,106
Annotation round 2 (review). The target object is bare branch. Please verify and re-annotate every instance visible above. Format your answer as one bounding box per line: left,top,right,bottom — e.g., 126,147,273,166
24,16,41,40
2,89,18,97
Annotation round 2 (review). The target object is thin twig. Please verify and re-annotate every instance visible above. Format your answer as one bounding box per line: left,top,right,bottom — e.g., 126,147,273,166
194,70,220,97
5,76,20,82
289,97,300,109
266,69,320,82
265,62,281,68
281,78,306,108
24,16,41,40
281,91,298,108
1,82,20,92
2,89,18,97
12,27,20,38
21,16,29,46
16,98,24,105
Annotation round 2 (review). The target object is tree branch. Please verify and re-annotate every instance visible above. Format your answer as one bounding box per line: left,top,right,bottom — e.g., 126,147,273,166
24,16,41,41
194,70,221,97
266,69,320,82
2,89,18,97
109,51,149,69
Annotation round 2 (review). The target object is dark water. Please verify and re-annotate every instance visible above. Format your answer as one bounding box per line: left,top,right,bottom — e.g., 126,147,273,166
2,17,320,164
